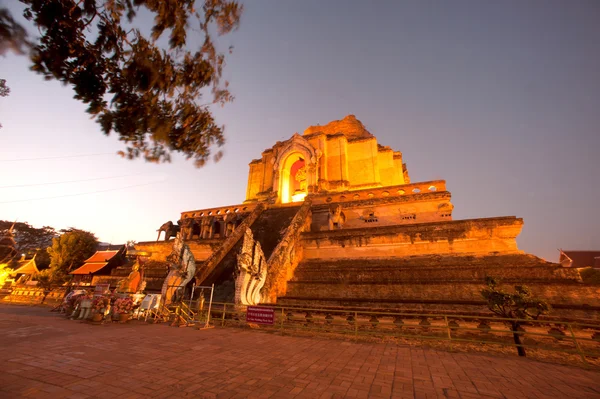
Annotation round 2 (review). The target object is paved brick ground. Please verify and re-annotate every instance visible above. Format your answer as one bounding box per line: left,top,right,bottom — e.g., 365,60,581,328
1,305,599,399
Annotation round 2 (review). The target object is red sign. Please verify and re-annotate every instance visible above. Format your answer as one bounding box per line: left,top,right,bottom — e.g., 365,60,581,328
246,306,275,325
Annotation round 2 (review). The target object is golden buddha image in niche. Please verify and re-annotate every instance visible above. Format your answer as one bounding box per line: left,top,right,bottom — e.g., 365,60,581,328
289,158,307,202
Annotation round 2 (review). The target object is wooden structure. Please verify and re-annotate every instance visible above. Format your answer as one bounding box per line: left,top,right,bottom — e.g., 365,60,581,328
70,247,127,286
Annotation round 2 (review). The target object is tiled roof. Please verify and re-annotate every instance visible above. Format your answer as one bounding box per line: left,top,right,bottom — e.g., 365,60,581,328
70,262,108,275
560,251,600,268
13,258,39,275
84,250,120,263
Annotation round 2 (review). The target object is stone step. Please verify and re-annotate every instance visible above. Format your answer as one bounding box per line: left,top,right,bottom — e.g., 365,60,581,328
282,281,593,306
297,254,556,269
276,296,489,313
295,262,554,271
290,265,579,283
250,206,301,260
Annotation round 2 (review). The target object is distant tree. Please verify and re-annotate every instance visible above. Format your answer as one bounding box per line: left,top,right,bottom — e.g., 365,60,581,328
47,228,98,280
33,248,51,269
481,277,550,357
0,78,8,128
0,1,242,167
0,220,57,267
36,268,55,303
0,78,8,96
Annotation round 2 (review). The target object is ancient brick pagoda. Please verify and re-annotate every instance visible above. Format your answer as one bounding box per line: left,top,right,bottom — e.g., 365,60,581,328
136,115,599,319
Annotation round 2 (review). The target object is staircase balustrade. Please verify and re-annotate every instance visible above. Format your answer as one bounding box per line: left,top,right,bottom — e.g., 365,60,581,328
261,199,313,302
195,203,265,284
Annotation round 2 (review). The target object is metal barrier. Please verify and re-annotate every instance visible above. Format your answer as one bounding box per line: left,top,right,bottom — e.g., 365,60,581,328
148,284,214,327
6,290,598,364
206,303,600,365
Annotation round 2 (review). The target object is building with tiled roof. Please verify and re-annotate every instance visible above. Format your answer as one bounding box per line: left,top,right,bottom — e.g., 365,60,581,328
559,250,600,269
10,256,40,284
70,246,127,286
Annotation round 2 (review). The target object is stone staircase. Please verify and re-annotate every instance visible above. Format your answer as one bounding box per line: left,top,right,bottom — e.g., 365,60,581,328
249,205,302,260
277,254,593,315
196,205,302,302
195,205,265,285
286,255,580,284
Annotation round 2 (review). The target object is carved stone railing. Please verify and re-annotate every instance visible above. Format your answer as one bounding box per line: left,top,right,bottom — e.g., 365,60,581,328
261,199,313,303
180,203,258,220
195,203,265,284
310,180,448,206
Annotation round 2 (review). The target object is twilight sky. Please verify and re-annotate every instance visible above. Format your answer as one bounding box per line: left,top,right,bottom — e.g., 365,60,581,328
0,0,599,261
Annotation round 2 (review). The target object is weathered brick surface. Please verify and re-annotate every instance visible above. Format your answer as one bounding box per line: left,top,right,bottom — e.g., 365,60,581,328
302,217,524,259
136,239,224,263
278,253,599,318
263,201,313,303
1,305,599,399
250,206,302,259
291,255,581,283
284,281,600,303
284,221,600,318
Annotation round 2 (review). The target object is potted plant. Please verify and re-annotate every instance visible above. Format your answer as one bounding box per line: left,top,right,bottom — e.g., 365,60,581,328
91,296,109,322
112,297,134,323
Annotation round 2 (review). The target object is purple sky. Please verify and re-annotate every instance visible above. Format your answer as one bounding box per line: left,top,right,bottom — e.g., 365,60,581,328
1,1,598,261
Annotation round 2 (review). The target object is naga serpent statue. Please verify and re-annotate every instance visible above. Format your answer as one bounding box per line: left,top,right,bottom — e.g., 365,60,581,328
161,232,196,305
235,228,268,306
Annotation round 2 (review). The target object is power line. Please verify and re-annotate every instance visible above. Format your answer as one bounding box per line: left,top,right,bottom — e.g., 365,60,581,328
0,181,163,204
0,172,148,189
0,152,115,162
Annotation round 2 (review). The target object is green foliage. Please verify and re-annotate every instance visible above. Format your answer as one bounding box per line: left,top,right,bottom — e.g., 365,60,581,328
0,78,8,128
580,267,600,285
1,1,242,167
0,8,29,55
481,276,550,357
33,248,51,269
481,276,550,320
0,79,8,97
37,266,67,287
36,269,54,290
47,228,98,276
36,268,63,302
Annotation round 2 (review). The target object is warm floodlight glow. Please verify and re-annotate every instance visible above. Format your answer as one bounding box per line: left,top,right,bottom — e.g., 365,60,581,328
291,192,307,202
280,154,306,203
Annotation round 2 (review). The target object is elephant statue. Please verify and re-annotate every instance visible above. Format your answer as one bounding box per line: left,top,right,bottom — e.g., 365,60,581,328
157,221,180,241
224,213,241,238
328,204,346,230
179,218,195,240
200,216,215,239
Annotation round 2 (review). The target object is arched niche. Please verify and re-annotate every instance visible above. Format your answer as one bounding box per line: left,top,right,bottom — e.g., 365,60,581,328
279,153,306,203
273,134,318,204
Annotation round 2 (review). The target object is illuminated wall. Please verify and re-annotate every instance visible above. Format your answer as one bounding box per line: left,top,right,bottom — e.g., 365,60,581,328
244,116,410,204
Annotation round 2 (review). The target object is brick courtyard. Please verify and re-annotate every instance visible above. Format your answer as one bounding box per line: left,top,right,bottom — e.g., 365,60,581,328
1,305,599,399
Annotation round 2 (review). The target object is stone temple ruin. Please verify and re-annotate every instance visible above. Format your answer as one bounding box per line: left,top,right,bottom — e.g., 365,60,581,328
135,115,599,319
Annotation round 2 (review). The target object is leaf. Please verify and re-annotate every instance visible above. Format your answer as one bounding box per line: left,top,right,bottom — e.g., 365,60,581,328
3,0,242,167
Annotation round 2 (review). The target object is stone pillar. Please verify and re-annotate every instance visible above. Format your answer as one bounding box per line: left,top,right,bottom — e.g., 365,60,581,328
306,161,318,193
